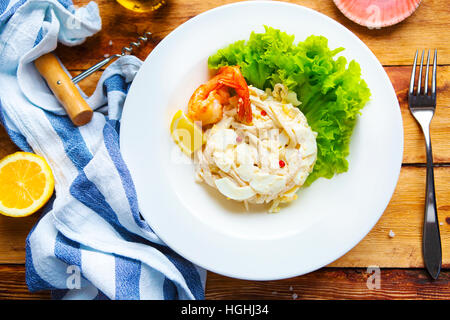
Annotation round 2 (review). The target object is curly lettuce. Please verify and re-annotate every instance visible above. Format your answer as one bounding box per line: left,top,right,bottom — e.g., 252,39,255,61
208,26,371,186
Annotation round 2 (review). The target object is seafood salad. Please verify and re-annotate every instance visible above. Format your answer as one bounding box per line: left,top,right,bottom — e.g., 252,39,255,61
170,28,370,213
172,66,317,212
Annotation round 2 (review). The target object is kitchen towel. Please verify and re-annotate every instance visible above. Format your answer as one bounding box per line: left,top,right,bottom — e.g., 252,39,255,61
0,0,205,299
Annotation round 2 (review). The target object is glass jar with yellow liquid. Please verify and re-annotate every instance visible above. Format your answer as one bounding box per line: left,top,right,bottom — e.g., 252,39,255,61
116,0,166,13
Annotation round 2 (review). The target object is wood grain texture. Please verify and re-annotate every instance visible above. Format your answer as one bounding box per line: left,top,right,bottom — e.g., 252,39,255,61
388,66,450,164
0,125,20,156
206,269,450,300
62,0,450,68
0,265,49,300
0,214,41,264
1,264,448,300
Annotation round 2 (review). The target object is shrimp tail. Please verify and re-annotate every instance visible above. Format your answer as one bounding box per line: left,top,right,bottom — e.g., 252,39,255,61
217,66,252,124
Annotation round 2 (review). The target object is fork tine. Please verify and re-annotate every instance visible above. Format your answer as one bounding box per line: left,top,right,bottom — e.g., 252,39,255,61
409,50,418,95
432,49,437,95
417,50,424,95
424,50,430,95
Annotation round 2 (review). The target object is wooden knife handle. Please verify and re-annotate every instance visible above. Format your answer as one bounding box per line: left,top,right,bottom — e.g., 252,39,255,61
34,53,93,126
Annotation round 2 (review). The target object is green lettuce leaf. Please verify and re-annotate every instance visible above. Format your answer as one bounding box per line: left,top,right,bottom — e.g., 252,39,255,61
208,26,371,186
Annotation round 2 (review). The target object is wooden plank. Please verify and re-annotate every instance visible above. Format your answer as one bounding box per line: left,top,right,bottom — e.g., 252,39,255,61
388,66,450,164
0,166,448,266
206,269,450,300
0,265,49,300
0,125,20,156
1,264,448,300
0,214,41,264
72,70,103,97
62,0,450,69
329,166,450,268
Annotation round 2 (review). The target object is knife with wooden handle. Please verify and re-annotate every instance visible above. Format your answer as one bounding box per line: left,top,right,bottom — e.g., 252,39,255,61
34,53,93,127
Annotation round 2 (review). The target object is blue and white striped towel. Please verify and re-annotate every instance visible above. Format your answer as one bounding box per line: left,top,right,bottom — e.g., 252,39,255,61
0,0,205,300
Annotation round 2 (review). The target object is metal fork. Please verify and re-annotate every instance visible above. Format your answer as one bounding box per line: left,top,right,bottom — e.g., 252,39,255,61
408,49,441,279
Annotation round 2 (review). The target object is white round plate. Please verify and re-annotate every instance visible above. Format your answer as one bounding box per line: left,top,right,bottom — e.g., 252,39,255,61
120,1,403,280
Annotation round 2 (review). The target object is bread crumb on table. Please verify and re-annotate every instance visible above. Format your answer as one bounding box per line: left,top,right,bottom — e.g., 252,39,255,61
388,230,395,238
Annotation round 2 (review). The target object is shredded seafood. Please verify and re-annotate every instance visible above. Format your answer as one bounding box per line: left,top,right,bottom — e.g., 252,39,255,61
194,84,317,212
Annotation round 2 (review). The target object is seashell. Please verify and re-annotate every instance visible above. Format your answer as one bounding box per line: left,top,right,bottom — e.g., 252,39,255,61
334,0,422,29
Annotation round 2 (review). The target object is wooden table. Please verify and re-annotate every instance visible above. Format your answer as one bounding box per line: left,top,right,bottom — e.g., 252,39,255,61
0,0,449,300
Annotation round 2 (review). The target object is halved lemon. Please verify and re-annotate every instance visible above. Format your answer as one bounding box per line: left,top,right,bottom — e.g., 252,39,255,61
0,152,55,217
170,110,205,155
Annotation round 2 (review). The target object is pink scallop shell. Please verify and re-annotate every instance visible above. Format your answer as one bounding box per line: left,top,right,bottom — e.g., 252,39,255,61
334,0,422,28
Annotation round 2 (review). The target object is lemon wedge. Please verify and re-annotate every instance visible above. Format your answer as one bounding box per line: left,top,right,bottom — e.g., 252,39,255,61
170,110,205,155
0,152,55,217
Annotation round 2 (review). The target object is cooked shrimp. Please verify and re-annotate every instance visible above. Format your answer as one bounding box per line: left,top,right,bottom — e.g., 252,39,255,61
187,66,252,126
